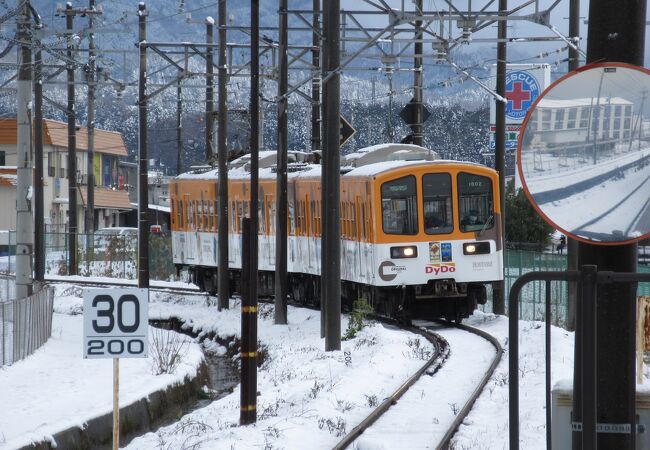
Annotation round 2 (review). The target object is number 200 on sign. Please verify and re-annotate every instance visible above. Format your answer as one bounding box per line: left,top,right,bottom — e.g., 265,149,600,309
83,289,149,359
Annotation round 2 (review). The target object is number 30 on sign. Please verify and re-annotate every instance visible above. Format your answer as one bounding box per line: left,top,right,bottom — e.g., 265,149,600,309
83,288,149,359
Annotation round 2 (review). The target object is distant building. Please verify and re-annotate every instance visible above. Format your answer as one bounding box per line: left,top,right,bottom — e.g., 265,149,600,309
0,118,133,233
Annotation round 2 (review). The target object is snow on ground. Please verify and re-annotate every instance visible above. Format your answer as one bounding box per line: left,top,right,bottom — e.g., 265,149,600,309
2,279,625,450
0,284,204,449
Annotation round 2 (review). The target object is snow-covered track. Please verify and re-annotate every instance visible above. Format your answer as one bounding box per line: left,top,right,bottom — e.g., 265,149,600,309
44,277,206,297
332,325,450,450
432,320,503,450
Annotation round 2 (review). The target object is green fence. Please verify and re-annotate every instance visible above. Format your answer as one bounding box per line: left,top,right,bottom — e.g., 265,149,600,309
482,249,650,329
43,232,175,281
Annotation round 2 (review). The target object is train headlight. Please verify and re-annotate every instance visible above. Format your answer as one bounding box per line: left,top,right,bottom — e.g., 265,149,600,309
463,242,491,255
390,246,418,259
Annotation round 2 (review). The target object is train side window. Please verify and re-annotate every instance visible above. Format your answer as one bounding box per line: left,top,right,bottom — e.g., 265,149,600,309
458,172,494,233
423,173,453,234
381,176,418,235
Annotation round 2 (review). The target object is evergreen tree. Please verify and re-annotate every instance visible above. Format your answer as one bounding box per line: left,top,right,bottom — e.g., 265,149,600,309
505,180,553,249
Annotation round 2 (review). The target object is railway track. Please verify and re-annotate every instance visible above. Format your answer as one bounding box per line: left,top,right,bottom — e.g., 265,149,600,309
44,275,503,449
333,319,503,450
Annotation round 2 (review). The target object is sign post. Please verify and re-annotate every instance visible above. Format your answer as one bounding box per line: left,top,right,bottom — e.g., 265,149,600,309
83,288,149,450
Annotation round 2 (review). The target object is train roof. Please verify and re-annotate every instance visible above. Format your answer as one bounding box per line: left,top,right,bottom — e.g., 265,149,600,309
174,158,489,182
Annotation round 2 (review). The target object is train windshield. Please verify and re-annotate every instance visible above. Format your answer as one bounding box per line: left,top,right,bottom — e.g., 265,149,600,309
458,172,494,233
423,173,453,234
381,176,418,235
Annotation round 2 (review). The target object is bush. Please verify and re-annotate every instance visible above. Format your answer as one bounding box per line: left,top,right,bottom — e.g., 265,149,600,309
505,180,553,249
149,327,189,375
343,298,374,340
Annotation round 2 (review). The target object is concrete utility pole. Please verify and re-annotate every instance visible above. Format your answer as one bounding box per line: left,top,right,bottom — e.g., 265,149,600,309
412,0,423,147
85,0,98,238
275,0,288,325
322,0,341,351
137,2,149,289
34,42,44,285
311,0,321,152
492,0,507,315
16,0,33,299
65,3,78,276
573,2,646,448
176,77,182,174
217,0,229,310
206,17,214,163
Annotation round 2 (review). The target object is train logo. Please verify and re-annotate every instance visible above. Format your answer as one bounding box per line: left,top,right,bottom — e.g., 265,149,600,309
505,71,540,120
379,261,406,282
426,263,456,275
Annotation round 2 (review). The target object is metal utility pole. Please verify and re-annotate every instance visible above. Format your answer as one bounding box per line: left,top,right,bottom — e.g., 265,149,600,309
16,0,33,299
65,3,78,276
241,0,260,426
217,0,229,310
206,17,214,163
138,3,150,289
311,0,321,151
412,0,423,147
275,0,288,325
85,0,99,269
492,0,507,315
176,77,182,174
322,0,341,351
566,0,580,331
34,43,44,285
573,2,646,448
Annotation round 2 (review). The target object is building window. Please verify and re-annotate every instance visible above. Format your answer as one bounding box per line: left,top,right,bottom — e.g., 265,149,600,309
0,151,5,166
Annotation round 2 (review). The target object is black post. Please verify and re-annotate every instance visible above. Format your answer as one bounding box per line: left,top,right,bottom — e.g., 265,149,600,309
250,0,260,329
66,4,77,276
545,281,552,450
581,265,598,450
492,0,507,315
311,0,321,152
322,1,341,351
34,45,44,284
206,18,214,163
320,2,328,339
217,0,229,310
137,3,149,289
578,1,645,448
176,77,182,174
412,0,423,147
275,0,288,325
239,218,257,424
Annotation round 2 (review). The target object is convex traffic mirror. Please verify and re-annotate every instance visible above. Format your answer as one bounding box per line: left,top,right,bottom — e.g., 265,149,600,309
517,63,650,244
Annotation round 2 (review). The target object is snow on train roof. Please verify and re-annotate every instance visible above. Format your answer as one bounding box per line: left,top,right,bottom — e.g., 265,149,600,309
344,159,484,177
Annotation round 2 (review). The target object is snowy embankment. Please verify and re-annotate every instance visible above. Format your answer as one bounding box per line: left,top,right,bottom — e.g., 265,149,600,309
0,284,205,449
3,280,624,450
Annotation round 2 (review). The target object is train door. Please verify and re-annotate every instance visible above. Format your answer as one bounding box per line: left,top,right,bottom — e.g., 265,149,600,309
266,194,275,266
355,196,363,281
288,181,296,269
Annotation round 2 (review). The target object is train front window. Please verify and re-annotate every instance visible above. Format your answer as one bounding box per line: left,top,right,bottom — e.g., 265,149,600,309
458,172,494,233
381,176,418,235
423,173,453,234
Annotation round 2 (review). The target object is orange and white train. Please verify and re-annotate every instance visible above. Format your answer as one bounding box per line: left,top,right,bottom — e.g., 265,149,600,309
170,145,504,322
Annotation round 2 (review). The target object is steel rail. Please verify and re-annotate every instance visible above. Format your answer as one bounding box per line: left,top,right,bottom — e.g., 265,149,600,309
434,320,504,450
332,325,450,450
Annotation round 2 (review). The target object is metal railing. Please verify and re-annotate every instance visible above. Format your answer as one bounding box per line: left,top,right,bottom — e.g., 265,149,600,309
0,286,54,366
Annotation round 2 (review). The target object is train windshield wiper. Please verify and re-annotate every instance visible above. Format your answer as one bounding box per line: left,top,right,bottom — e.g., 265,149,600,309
478,214,494,237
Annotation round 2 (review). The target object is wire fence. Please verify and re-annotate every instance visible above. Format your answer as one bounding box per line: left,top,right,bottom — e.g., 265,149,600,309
43,232,175,281
483,248,650,329
0,285,54,366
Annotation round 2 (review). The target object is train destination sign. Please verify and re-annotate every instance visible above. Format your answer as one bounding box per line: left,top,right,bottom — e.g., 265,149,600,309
83,288,149,359
517,63,650,244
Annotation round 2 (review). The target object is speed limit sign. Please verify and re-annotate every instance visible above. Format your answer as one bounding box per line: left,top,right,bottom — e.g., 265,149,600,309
83,288,149,359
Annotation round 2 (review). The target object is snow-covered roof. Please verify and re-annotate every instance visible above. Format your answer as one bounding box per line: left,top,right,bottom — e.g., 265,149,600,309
538,97,633,108
345,159,483,177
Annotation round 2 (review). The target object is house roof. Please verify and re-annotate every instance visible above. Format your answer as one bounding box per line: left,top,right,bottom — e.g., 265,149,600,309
0,118,128,157
79,187,133,210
